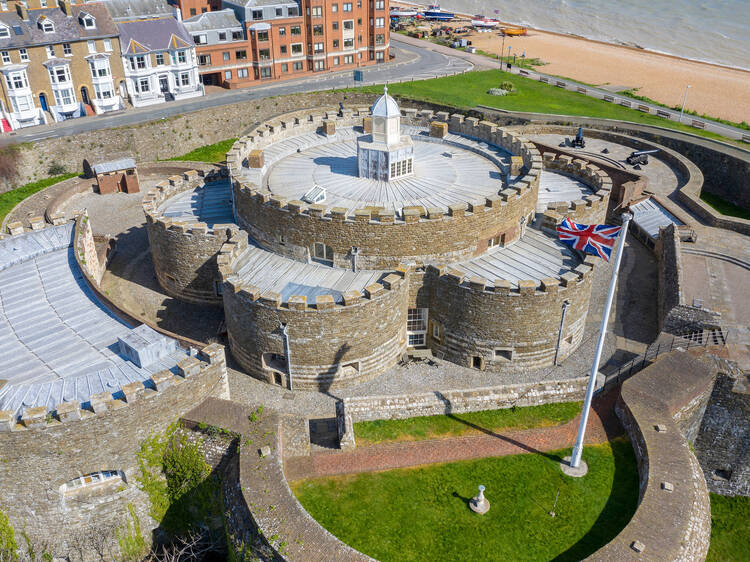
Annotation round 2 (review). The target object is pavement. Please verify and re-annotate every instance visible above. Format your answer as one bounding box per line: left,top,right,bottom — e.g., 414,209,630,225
0,40,472,146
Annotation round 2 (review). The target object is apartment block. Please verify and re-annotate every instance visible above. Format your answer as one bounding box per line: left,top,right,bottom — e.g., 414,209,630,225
0,0,125,130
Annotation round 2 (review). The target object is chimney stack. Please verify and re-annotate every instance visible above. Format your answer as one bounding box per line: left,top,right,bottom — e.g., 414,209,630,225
15,1,29,21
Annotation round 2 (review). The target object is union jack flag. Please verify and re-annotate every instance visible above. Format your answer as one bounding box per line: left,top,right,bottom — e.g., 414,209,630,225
556,217,622,262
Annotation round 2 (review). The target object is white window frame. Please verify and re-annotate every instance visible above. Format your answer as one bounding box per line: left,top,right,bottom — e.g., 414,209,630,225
343,2,352,11
46,45,55,59
311,242,333,265
19,48,29,62
155,52,164,66
53,86,75,106
180,72,190,86
82,16,95,29
237,67,248,78
407,308,428,347
136,77,150,93
62,471,122,494
103,38,112,52
291,43,303,55
87,40,96,54
375,17,385,28
41,19,55,33
0,25,9,39
0,50,9,64
63,42,72,56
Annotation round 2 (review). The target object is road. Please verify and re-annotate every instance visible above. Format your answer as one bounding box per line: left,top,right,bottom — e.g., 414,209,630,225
1,39,472,146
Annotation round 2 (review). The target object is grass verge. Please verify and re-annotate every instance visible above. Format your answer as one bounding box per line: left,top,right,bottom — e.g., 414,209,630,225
292,439,638,561
165,138,238,163
352,70,746,147
0,173,77,224
700,191,750,221
707,493,750,562
354,401,582,446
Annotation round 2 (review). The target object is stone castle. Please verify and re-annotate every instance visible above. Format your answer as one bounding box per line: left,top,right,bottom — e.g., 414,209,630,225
144,89,613,390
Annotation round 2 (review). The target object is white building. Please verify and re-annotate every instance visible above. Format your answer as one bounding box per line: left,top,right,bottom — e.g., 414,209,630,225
117,17,203,108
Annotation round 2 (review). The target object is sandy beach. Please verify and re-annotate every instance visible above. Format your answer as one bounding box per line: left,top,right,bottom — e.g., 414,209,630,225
393,3,750,124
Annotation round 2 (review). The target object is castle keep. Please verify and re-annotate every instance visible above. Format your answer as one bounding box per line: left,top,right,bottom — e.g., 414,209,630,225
145,91,612,390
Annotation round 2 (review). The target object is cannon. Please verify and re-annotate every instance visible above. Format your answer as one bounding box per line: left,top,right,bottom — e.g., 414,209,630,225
626,149,659,166
571,127,585,148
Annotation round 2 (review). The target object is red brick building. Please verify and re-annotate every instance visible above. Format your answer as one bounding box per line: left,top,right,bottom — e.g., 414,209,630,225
180,0,389,89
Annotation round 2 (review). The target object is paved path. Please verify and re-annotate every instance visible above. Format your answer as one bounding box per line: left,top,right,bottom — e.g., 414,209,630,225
285,390,622,480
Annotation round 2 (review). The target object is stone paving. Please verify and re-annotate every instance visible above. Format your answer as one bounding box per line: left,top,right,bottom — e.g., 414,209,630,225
285,389,622,480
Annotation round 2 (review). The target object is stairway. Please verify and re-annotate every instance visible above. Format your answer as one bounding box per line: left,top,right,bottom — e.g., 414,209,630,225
0,118,11,132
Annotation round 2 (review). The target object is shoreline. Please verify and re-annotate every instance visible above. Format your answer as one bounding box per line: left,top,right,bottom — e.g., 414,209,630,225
392,0,750,75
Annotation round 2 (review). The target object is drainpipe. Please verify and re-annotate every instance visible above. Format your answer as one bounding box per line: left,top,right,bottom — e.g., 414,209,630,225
351,246,359,273
554,299,571,366
281,322,293,390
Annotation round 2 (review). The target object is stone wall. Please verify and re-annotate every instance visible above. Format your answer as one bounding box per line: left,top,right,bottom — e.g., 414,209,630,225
587,350,714,561
0,344,230,560
655,224,721,334
695,370,750,497
337,377,588,450
143,169,238,304
424,258,594,370
76,210,106,285
229,107,542,270
219,231,409,390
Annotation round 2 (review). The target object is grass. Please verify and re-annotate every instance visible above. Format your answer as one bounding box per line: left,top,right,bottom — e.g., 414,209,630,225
352,70,747,147
165,137,238,163
700,191,750,221
0,173,77,224
292,439,639,561
707,493,750,562
354,401,582,446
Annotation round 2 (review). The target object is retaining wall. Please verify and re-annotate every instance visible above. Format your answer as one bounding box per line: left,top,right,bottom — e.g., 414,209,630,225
587,350,714,561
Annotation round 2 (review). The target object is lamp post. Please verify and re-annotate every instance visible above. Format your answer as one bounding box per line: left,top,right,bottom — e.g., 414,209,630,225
554,299,571,366
679,85,691,124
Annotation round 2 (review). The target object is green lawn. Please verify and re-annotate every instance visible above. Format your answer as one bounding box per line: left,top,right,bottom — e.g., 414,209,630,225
354,401,582,446
352,70,746,147
0,173,78,224
707,493,750,562
700,191,750,221
165,138,238,163
292,439,639,561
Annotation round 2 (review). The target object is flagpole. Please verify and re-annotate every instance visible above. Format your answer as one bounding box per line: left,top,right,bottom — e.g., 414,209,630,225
569,212,632,470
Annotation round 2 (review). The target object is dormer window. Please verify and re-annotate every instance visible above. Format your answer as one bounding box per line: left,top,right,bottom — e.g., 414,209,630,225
81,15,95,29
40,18,55,33
0,25,9,39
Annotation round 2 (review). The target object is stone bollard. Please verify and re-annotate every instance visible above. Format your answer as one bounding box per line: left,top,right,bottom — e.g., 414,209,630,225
430,121,448,139
248,149,264,169
469,485,490,514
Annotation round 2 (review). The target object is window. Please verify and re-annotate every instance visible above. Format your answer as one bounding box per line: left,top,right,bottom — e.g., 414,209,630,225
375,17,384,27
177,50,187,64
0,26,8,40
7,71,27,90
494,348,513,361
82,16,95,29
224,70,232,79
155,53,164,66
260,66,271,78
332,56,339,65
62,471,122,494
311,242,333,264
41,19,54,33
61,43,71,55
332,3,338,11
94,82,113,99
275,7,282,16
89,59,110,77
222,51,230,61
53,87,75,106
136,77,150,93
357,18,362,24
252,9,262,20
343,20,353,30
343,38,353,48
10,94,33,112
180,72,190,86
19,48,29,62
0,51,9,64
198,54,211,66
432,322,441,340
45,45,55,58
313,42,323,53
291,43,302,54
281,62,288,72
291,25,301,36
293,61,303,70
407,308,428,347
332,39,339,48
343,54,353,63
311,6,322,16
104,38,112,51
258,30,269,41
280,45,287,54
357,0,361,6
238,67,248,78
49,65,71,84
259,48,270,59
236,49,247,60
487,234,501,248
376,50,384,61
343,2,352,11
190,8,196,15
314,60,324,70
218,31,227,41
278,26,286,36
332,21,339,30
87,40,96,53
288,6,298,16
313,24,323,35
376,33,384,45
201,7,207,12
193,34,207,45
375,0,384,8
232,30,242,40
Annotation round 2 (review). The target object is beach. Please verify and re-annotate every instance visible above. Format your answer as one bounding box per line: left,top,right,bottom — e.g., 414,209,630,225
393,3,750,124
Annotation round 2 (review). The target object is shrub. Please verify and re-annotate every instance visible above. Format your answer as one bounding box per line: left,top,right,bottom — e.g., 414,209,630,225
0,509,18,562
47,162,66,176
500,80,516,92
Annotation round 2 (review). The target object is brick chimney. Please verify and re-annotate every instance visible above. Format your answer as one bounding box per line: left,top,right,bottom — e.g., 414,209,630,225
15,0,29,21
58,0,72,16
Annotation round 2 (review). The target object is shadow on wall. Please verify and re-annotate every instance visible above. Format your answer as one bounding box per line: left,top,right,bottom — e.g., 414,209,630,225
613,235,659,345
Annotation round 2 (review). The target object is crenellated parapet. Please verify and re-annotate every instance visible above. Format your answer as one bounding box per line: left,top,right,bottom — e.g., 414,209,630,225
142,169,238,304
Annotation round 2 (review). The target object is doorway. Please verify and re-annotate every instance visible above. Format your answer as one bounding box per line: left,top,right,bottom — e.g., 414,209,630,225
80,86,90,105
158,75,169,93
39,93,48,111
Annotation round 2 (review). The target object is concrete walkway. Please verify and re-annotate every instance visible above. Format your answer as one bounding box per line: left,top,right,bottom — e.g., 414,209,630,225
285,390,622,480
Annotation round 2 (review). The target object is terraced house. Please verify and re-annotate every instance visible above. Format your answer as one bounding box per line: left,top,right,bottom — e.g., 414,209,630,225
0,0,124,130
176,0,389,89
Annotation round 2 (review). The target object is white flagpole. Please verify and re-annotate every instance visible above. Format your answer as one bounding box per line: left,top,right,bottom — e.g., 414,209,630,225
569,212,632,469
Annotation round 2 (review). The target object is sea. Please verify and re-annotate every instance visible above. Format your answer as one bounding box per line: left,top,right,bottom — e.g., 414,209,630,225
407,0,750,71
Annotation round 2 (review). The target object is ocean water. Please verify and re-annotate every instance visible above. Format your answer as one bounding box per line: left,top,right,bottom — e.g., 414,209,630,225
409,0,750,70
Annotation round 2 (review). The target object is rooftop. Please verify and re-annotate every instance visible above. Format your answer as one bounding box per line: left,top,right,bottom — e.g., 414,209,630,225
103,0,174,21
117,17,194,54
243,125,510,215
157,178,234,228
631,197,683,239
183,9,242,32
535,169,594,212
92,157,136,175
0,225,186,419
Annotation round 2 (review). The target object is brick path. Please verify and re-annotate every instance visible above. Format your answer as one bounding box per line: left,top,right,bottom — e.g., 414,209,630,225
285,390,623,481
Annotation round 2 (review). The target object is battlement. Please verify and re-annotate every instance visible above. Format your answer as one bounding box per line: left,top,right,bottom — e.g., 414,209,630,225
0,343,226,432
